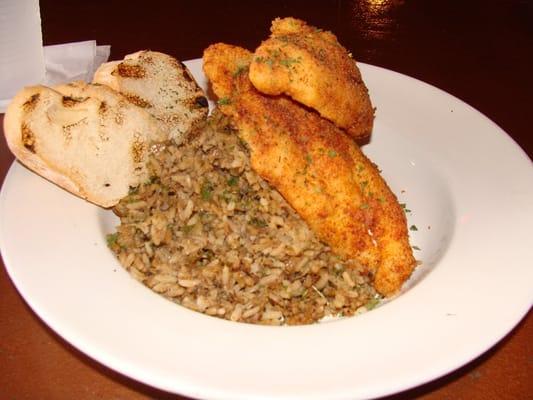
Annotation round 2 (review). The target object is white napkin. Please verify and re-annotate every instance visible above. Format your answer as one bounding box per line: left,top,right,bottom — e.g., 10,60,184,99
44,40,110,85
0,40,110,113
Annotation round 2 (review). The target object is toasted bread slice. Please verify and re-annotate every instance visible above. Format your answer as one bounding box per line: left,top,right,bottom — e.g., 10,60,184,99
93,50,208,144
3,82,166,207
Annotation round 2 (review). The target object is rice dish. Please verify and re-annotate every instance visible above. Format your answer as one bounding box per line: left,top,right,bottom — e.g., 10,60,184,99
108,111,379,325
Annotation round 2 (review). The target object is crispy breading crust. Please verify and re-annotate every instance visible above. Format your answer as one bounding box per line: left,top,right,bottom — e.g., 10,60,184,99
249,17,374,139
203,43,415,296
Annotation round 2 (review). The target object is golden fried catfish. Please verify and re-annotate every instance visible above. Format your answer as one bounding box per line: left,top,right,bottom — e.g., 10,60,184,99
249,17,374,139
203,43,415,296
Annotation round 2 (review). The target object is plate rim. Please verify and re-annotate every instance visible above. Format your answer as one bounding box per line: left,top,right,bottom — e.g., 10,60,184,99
1,59,532,400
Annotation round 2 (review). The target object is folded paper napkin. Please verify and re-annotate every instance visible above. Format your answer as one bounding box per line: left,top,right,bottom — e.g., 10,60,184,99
44,40,110,85
0,40,110,113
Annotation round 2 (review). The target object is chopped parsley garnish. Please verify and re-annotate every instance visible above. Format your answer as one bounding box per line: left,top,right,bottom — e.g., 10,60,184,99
181,224,195,234
220,189,233,203
106,233,118,247
249,217,268,228
232,64,248,77
400,203,411,213
327,150,337,157
412,245,421,251
255,53,300,69
410,225,418,231
279,57,301,67
365,297,380,310
200,181,213,201
217,97,231,105
227,176,239,186
269,49,281,58
199,211,213,222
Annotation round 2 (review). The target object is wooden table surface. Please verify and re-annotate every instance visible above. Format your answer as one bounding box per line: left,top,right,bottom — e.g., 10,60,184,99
1,1,531,399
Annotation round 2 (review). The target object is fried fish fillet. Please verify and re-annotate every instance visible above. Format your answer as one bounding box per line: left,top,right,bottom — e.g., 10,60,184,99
203,43,415,296
249,17,374,139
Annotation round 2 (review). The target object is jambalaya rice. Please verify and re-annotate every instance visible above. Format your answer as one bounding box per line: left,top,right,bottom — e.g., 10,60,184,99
108,111,379,325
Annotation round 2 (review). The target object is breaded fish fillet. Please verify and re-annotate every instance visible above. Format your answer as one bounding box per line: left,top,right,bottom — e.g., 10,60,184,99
203,43,415,296
249,17,374,139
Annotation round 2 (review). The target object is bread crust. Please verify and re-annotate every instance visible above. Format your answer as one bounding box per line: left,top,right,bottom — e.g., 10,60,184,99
3,83,165,207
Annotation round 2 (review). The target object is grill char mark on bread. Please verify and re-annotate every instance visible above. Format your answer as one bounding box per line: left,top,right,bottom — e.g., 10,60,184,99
116,63,146,79
21,123,36,153
93,50,209,144
123,94,152,108
3,50,209,208
22,93,40,112
3,82,166,208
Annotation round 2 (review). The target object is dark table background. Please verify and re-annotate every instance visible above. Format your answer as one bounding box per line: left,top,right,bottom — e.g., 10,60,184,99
1,1,531,399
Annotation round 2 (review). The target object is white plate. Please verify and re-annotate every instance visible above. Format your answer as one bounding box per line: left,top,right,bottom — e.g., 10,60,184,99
1,59,532,400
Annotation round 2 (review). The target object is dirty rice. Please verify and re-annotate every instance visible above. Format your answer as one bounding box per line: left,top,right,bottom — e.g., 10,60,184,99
108,111,379,325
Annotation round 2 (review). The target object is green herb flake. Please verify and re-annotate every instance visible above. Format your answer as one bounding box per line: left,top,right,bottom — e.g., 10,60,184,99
410,225,418,231
249,217,268,228
181,224,194,234
360,203,369,210
106,233,118,247
270,49,281,59
305,154,313,164
200,182,213,201
227,176,239,186
412,245,421,251
199,211,213,223
365,297,380,310
217,97,231,106
232,64,248,77
279,57,301,67
220,190,233,203
327,150,337,157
